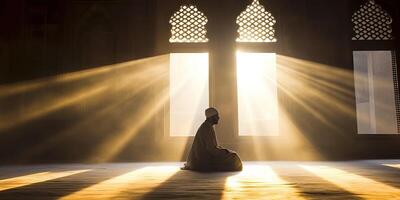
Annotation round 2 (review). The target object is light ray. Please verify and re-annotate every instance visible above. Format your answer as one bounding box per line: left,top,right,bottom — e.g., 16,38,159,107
0,85,107,131
91,87,171,162
22,64,169,160
0,55,169,132
0,169,90,192
223,165,305,200
0,56,166,98
277,55,354,86
60,166,179,200
275,54,357,138
92,54,203,162
0,55,173,162
383,164,400,169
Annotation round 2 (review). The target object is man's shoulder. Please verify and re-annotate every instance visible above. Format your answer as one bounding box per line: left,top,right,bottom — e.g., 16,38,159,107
200,121,212,128
197,121,212,132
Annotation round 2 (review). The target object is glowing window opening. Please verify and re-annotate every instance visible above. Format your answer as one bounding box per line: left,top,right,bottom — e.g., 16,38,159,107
169,53,209,137
352,0,394,40
236,0,277,43
237,52,279,136
169,5,209,43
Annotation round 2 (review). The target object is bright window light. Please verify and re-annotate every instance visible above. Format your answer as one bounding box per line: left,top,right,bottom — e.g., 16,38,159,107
170,53,209,137
236,52,279,136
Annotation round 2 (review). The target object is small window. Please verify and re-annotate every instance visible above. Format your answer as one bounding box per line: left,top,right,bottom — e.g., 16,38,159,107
236,0,277,43
169,53,209,137
236,52,279,136
235,1,279,136
353,51,399,134
352,0,394,41
169,5,209,43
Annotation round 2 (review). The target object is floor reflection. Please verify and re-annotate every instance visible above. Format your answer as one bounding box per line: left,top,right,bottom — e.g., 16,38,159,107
61,166,179,200
0,170,89,192
301,165,400,199
223,165,305,200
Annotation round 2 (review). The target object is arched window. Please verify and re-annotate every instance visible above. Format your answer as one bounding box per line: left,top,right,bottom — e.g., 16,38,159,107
236,0,277,42
352,0,394,40
168,4,210,137
169,5,209,43
235,0,279,136
352,0,399,135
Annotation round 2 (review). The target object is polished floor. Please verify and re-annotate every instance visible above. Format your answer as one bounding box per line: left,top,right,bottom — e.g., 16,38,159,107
0,160,400,200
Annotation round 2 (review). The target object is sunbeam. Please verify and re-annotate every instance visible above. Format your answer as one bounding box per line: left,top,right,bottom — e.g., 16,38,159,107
0,56,170,132
90,53,201,162
235,53,355,160
23,56,170,162
383,164,400,169
276,55,356,133
60,166,179,200
223,165,305,200
0,170,90,192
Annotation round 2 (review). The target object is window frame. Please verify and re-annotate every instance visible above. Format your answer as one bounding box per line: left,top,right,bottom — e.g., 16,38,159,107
350,0,400,138
161,3,211,141
234,0,282,139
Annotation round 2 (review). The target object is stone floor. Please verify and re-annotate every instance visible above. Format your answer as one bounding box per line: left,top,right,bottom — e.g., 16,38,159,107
0,160,400,199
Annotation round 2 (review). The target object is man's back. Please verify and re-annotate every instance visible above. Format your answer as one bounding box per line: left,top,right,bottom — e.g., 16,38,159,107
184,120,242,172
186,121,216,168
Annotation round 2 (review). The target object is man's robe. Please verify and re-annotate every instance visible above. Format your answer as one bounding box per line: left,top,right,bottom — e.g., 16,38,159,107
184,121,242,172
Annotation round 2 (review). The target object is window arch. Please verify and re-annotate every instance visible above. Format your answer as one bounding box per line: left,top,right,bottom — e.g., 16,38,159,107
236,0,277,43
235,0,279,136
169,5,209,43
352,0,394,40
168,4,210,137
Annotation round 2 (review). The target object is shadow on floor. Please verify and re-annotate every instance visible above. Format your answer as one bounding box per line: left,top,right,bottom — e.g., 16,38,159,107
328,161,400,189
270,164,362,200
139,170,237,200
0,166,139,200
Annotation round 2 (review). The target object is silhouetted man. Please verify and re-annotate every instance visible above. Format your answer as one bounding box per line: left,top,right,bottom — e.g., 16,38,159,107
182,107,243,172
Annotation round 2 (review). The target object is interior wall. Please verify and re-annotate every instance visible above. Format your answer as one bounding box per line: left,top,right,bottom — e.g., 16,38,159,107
0,0,399,164
0,0,164,164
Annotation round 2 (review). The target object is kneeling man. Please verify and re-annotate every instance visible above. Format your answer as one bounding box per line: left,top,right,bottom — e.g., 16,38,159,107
182,107,242,172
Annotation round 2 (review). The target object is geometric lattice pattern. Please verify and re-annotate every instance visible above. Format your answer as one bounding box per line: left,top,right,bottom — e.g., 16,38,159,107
169,5,209,43
352,0,394,40
236,0,277,42
391,51,400,133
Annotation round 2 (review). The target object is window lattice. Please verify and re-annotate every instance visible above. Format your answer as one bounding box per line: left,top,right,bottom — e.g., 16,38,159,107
352,0,394,40
392,51,400,132
236,0,277,43
169,5,208,43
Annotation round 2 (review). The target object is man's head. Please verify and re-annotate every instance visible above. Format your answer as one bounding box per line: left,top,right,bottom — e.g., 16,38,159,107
205,107,220,125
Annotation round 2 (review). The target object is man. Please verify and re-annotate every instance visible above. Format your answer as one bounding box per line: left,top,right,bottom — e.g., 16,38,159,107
182,107,243,172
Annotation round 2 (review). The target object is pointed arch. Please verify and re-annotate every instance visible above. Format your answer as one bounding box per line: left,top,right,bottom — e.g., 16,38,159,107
236,0,277,43
352,0,394,40
169,5,209,43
